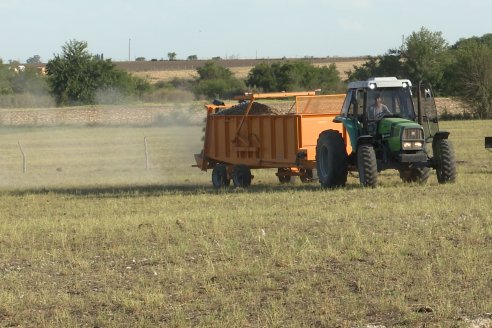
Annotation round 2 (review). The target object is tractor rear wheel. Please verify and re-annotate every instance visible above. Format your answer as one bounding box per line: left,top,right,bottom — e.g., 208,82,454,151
277,168,295,184
232,165,252,187
212,164,230,188
316,130,348,188
434,139,456,183
357,144,378,187
399,166,430,184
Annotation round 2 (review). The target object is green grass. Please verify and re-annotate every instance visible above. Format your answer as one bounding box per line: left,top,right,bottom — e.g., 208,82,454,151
0,121,491,327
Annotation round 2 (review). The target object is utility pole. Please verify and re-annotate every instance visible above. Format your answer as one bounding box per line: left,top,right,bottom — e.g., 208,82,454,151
128,38,131,61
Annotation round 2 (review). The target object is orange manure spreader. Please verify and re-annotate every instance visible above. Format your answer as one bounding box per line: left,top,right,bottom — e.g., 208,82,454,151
194,91,347,187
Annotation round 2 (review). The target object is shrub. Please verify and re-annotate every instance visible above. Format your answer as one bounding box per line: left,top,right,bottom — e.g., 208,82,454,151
192,61,245,99
247,60,342,93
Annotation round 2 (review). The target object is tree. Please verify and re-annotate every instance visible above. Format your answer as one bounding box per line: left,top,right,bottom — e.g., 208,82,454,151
26,55,42,64
346,27,450,93
187,55,198,60
167,52,177,61
246,62,278,92
346,50,405,82
193,61,245,98
0,59,13,95
401,27,449,90
46,39,148,105
444,36,492,118
197,61,234,80
247,61,341,93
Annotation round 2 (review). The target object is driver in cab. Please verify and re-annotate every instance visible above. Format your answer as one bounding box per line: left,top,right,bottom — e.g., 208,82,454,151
369,93,391,120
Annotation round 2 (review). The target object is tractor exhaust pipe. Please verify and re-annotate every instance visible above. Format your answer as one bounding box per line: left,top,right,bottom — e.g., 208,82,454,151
417,80,423,125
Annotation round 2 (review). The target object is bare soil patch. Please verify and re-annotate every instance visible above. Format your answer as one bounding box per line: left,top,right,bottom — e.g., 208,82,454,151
435,97,469,116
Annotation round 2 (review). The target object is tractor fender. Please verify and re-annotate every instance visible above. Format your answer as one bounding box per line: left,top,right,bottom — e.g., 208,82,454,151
433,131,450,140
357,135,374,146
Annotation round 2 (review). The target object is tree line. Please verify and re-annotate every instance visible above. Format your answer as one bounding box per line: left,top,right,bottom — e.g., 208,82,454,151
1,27,491,118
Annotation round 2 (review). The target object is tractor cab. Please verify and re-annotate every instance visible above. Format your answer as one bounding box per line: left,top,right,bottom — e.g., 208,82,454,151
329,77,456,187
338,77,417,138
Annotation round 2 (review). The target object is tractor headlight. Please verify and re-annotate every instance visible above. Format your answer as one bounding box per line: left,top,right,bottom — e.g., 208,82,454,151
402,141,424,150
401,128,425,150
403,142,412,149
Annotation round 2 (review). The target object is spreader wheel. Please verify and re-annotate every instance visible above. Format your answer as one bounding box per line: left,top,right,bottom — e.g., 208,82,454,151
299,169,314,183
316,130,348,188
277,168,295,184
232,165,252,187
212,164,230,188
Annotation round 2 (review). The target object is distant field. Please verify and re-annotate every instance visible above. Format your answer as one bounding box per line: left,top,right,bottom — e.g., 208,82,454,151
119,57,369,83
0,120,491,327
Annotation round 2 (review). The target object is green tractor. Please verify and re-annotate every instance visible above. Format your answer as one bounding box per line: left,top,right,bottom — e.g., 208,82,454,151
316,77,456,187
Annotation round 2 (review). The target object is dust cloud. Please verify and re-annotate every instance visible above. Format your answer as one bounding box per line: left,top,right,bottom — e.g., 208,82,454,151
0,96,208,191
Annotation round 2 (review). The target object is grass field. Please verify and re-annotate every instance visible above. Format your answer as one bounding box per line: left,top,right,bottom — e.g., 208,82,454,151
0,120,491,327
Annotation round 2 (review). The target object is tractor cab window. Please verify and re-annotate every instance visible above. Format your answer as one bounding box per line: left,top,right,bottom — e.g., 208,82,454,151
366,88,416,121
341,90,353,116
341,90,358,117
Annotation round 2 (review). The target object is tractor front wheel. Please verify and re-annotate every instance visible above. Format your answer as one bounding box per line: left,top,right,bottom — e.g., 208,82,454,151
232,165,252,187
357,144,378,187
212,164,230,188
434,139,456,183
316,130,348,188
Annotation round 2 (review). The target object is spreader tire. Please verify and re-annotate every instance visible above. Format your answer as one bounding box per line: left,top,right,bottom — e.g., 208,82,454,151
232,165,252,187
277,168,295,184
299,169,314,183
316,130,348,188
212,164,230,188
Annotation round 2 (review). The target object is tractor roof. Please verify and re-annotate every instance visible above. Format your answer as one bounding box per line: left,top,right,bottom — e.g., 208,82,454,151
348,77,412,90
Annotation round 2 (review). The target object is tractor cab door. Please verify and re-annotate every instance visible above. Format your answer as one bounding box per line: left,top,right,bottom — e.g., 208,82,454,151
414,81,439,141
335,89,363,151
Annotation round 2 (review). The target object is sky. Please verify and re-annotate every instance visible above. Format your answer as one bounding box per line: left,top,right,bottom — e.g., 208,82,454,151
1,0,491,63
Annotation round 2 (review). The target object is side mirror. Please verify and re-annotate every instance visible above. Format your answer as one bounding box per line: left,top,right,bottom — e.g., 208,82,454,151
424,88,432,99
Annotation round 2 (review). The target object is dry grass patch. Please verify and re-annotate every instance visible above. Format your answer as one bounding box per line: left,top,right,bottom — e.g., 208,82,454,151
0,120,491,327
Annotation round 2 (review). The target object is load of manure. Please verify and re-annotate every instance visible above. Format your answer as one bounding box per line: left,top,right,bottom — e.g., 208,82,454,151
214,102,281,115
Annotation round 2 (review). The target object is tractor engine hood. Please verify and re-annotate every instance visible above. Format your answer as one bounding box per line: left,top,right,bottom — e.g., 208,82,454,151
378,118,425,152
378,117,422,136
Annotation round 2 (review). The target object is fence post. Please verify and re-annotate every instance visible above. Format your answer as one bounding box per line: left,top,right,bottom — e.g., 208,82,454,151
144,137,149,169
18,141,27,173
